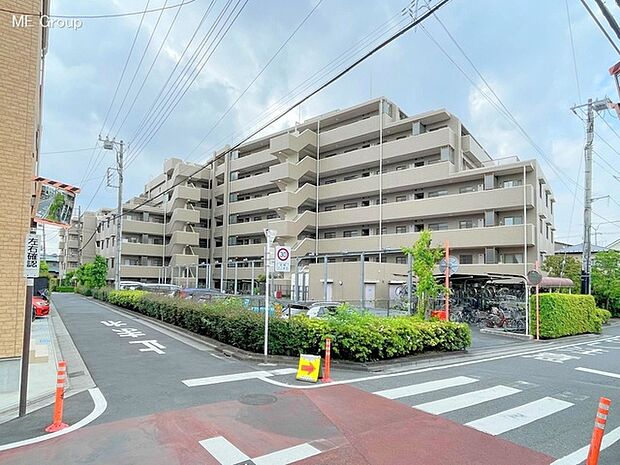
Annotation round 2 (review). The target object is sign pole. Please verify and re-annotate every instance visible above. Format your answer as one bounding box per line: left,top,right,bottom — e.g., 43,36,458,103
263,229,277,360
535,260,540,340
445,240,450,319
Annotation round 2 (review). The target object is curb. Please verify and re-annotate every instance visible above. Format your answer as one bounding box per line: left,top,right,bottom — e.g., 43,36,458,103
479,328,534,341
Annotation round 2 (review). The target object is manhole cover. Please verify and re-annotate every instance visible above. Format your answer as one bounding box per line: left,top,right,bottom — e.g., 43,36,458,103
68,370,84,378
238,394,277,406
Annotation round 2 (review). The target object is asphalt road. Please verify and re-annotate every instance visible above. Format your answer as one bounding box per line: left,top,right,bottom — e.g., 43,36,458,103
0,293,619,465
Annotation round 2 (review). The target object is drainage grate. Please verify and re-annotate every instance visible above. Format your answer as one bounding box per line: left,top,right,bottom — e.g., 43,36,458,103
68,370,84,378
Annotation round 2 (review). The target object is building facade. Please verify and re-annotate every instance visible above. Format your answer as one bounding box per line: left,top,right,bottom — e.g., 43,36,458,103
64,98,556,303
58,211,97,277
0,0,49,364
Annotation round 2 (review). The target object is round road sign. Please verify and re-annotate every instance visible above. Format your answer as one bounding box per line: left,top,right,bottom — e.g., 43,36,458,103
276,247,290,262
527,269,543,285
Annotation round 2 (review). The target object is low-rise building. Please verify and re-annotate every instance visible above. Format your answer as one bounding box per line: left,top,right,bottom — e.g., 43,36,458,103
58,211,97,277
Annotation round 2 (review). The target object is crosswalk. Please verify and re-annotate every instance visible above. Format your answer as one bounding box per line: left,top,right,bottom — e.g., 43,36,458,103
372,375,578,438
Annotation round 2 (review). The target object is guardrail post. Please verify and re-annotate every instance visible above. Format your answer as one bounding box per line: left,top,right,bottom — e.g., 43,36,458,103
45,360,69,432
586,397,611,465
322,338,332,383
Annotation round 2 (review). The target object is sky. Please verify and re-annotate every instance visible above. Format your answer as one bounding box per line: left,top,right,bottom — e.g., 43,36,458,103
38,0,620,254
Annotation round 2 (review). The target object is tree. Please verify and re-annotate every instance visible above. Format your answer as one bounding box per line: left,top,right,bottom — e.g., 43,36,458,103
542,255,581,293
74,255,109,289
402,230,445,317
592,250,620,314
39,260,50,278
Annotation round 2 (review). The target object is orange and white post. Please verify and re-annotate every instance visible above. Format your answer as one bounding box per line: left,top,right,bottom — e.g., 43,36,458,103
45,360,69,432
322,338,332,383
586,397,612,465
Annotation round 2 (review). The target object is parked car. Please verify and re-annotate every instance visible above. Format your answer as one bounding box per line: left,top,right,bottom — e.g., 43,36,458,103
32,296,50,318
179,288,226,303
306,302,341,318
281,302,312,319
119,281,144,290
140,283,181,297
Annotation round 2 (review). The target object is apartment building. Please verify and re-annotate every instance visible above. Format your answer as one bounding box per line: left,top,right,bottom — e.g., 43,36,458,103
58,211,97,277
68,98,556,303
94,158,212,284
0,0,49,370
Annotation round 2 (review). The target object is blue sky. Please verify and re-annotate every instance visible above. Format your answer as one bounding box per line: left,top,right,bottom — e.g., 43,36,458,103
39,0,620,252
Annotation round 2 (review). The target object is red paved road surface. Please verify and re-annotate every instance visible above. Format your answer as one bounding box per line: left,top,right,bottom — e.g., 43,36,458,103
0,385,554,465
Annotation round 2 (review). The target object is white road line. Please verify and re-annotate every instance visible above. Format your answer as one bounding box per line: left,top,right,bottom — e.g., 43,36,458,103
374,376,478,400
414,385,521,415
253,443,322,465
183,368,297,387
575,366,620,379
551,425,620,464
0,388,107,452
465,397,573,436
199,437,250,465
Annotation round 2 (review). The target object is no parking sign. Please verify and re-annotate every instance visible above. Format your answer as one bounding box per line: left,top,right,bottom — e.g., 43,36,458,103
274,246,291,272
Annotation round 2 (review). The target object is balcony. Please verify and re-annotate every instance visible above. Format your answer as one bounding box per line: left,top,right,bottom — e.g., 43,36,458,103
268,211,316,238
169,230,199,247
320,127,456,176
230,148,275,172
230,171,273,194
170,254,199,267
268,156,316,183
270,129,317,159
229,196,270,215
167,208,200,231
228,219,269,236
123,219,165,235
227,243,266,257
461,134,490,163
170,185,201,209
121,242,164,256
120,265,161,279
268,184,316,211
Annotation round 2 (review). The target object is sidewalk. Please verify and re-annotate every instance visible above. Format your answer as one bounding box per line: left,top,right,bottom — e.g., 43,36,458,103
0,316,58,422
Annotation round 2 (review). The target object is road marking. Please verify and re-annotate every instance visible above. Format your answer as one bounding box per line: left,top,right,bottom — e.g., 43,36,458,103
183,368,297,387
414,385,521,415
199,437,250,464
374,376,478,400
465,397,573,435
0,388,107,451
551,425,620,464
259,335,620,390
200,435,321,465
575,366,620,379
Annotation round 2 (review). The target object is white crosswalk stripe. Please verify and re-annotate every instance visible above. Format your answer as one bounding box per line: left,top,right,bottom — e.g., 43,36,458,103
374,376,478,400
465,397,574,435
414,385,521,415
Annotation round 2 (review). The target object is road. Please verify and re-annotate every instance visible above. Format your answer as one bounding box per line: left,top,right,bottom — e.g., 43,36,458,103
0,293,619,464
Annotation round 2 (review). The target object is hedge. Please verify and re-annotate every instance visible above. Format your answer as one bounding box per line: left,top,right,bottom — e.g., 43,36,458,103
596,308,612,325
91,289,471,362
530,293,602,338
55,286,75,293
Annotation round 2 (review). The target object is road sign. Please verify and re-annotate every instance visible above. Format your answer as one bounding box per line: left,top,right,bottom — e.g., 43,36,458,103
527,269,543,286
24,234,40,278
274,246,291,272
439,256,459,276
296,354,321,383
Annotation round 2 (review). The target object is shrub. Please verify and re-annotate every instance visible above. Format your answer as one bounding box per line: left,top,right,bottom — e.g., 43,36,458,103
95,290,471,362
531,293,601,338
55,286,75,293
596,308,612,325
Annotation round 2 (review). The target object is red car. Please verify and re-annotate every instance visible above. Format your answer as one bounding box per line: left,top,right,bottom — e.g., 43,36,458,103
32,296,50,317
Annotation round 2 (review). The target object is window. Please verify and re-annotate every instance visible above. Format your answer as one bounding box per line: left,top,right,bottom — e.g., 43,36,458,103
395,195,407,202
343,230,359,237
502,216,523,226
428,189,448,198
459,220,474,229
324,179,336,185
395,256,407,264
459,254,473,265
396,165,406,171
502,179,522,188
324,231,336,239
395,226,408,234
546,224,549,239
253,216,262,221
414,224,424,232
344,174,358,181
414,192,424,200
344,202,357,209
428,223,448,231
414,161,425,167
324,205,336,212
361,200,370,207
252,238,261,244
500,253,523,264
459,186,476,194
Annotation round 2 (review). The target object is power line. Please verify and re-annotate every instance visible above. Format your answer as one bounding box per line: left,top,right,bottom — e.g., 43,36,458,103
79,0,453,252
565,0,582,102
0,1,197,19
40,147,95,154
578,0,620,54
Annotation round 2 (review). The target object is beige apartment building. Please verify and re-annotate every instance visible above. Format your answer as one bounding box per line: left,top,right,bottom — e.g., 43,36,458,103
67,98,556,304
0,0,48,390
58,211,97,277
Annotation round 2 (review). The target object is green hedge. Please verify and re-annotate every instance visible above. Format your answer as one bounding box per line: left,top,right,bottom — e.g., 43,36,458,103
95,290,471,362
55,286,75,293
596,308,612,325
530,293,602,338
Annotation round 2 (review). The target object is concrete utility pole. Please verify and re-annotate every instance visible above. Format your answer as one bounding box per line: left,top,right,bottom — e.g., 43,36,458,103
77,205,82,265
571,98,612,294
100,136,124,290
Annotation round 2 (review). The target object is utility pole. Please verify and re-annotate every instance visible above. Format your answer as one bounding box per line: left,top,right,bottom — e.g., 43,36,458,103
571,98,612,294
100,136,124,290
77,205,82,265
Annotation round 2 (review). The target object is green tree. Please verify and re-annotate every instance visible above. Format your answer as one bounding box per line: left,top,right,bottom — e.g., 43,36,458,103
402,230,445,316
592,250,620,314
39,260,50,278
542,255,581,293
74,255,109,289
